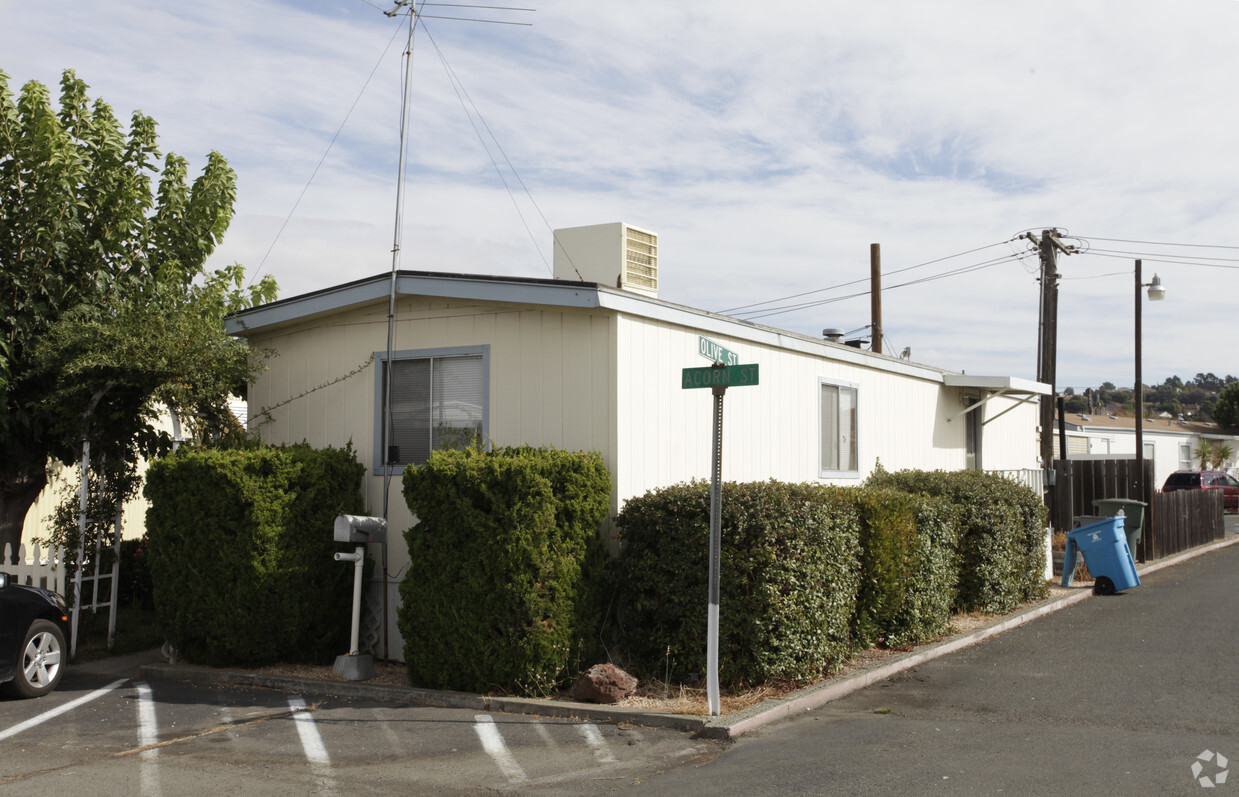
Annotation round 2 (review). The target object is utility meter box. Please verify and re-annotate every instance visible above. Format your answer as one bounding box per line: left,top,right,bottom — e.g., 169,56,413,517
334,514,387,545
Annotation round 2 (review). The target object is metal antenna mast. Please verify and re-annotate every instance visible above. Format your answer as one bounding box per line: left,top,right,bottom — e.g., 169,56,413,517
378,0,418,660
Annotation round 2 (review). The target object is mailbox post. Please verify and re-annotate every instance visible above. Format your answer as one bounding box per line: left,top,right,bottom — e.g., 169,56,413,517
332,514,388,681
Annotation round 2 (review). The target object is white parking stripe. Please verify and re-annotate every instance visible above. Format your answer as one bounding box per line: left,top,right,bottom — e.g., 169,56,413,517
577,723,617,763
288,696,331,765
0,678,127,742
135,682,160,796
473,714,528,783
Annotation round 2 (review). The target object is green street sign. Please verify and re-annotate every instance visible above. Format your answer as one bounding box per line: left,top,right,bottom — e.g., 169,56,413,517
698,336,739,366
682,363,759,390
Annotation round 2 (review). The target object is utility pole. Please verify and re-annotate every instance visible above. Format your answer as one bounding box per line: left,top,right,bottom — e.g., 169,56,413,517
870,243,882,355
1022,229,1075,522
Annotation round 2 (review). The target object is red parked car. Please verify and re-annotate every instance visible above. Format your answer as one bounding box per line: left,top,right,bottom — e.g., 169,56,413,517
1161,470,1239,512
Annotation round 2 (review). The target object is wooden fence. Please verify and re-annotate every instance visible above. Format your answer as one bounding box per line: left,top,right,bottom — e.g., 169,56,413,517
1049,459,1224,561
1148,489,1225,560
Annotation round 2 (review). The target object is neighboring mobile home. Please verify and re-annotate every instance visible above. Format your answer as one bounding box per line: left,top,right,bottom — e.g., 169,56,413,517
226,223,1048,660
1057,411,1239,489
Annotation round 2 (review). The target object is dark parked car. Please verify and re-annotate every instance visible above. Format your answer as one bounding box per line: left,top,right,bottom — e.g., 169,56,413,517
0,572,70,698
1161,470,1239,512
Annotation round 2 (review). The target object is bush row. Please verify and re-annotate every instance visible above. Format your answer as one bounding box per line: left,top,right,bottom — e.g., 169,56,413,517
397,446,612,697
612,470,1046,688
865,468,1048,614
143,444,365,666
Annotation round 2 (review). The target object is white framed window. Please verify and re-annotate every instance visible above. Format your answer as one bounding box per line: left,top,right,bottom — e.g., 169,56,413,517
374,345,489,472
1180,442,1193,471
820,379,859,478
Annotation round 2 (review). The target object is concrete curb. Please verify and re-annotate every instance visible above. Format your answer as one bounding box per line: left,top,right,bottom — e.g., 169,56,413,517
139,534,1239,740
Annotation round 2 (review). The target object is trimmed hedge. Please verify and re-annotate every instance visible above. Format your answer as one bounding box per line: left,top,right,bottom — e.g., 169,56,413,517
143,445,365,666
850,488,959,650
398,446,611,697
865,468,1048,614
614,480,861,688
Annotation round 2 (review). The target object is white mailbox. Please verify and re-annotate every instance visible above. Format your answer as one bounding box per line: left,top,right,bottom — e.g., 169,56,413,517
333,514,387,545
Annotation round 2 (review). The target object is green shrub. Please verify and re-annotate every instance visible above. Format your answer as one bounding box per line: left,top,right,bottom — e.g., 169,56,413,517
614,480,860,688
881,497,959,648
849,487,959,649
865,468,1047,614
144,444,365,666
398,446,611,697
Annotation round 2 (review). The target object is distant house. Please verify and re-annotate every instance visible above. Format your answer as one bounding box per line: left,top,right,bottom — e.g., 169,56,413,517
1056,412,1239,488
226,223,1048,659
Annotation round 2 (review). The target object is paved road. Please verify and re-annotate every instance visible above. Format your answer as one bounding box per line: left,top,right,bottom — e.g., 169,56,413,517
602,542,1239,796
6,537,1234,795
0,673,716,794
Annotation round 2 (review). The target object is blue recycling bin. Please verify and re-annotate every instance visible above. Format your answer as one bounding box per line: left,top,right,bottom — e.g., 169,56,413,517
1060,516,1140,595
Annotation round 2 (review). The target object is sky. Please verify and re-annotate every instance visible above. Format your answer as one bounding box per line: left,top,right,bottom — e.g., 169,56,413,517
3,0,1238,391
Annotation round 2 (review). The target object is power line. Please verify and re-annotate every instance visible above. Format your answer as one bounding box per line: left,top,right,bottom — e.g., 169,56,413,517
1080,249,1239,270
421,21,555,274
720,240,1013,315
734,250,1025,321
247,19,408,288
1077,235,1239,251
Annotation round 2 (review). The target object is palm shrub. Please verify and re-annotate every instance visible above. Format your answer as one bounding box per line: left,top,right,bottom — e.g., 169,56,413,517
398,446,611,697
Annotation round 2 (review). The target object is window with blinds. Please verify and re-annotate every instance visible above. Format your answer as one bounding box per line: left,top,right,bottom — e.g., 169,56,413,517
380,351,485,468
820,381,858,476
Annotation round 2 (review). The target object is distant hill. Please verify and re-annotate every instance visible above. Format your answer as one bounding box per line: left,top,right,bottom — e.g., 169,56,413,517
1061,373,1237,423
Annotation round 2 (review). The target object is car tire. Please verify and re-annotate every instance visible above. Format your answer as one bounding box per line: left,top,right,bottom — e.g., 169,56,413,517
6,620,67,699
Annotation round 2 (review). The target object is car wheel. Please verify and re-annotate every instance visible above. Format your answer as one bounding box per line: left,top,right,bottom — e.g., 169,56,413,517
7,620,66,698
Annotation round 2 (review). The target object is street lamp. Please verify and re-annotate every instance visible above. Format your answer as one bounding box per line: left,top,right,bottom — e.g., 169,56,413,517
1134,259,1165,559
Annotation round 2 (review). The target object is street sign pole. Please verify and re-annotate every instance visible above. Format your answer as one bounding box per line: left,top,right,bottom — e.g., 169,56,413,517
707,381,725,717
682,359,757,718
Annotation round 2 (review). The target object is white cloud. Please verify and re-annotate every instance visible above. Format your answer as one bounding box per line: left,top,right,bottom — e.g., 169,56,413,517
5,0,1239,390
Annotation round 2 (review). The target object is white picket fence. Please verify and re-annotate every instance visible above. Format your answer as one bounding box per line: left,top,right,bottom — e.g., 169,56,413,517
2,542,69,595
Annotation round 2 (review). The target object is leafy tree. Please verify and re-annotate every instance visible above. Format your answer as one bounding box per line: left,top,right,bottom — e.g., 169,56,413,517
1214,382,1239,430
0,68,275,559
1063,395,1089,414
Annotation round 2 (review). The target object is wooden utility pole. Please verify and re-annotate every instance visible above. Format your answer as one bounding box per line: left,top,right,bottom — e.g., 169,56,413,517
870,243,882,354
1023,229,1075,473
1037,230,1059,472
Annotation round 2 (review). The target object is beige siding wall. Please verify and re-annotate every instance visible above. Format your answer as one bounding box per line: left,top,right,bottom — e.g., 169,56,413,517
611,315,984,508
972,396,1042,472
242,295,1039,661
247,298,615,573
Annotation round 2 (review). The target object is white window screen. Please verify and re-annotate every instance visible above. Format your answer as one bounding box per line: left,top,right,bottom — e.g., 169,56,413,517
821,383,858,474
383,354,484,467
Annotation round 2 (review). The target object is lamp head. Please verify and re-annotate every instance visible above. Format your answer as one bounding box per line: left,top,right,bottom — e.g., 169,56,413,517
1147,273,1166,301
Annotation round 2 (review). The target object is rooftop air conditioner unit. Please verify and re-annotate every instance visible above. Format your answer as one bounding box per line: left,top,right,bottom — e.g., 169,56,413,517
553,222,658,298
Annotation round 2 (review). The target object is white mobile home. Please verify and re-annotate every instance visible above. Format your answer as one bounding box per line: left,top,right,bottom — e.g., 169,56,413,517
227,229,1046,659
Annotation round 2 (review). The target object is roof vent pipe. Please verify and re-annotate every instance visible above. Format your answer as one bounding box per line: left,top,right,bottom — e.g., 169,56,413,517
822,328,845,342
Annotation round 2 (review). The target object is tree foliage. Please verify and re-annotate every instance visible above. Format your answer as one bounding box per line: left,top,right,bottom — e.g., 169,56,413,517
0,67,275,558
1213,382,1239,430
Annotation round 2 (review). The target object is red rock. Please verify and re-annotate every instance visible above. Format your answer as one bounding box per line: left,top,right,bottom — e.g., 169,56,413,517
570,663,638,704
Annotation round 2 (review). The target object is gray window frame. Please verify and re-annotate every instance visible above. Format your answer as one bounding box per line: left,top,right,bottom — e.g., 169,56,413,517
373,344,490,475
